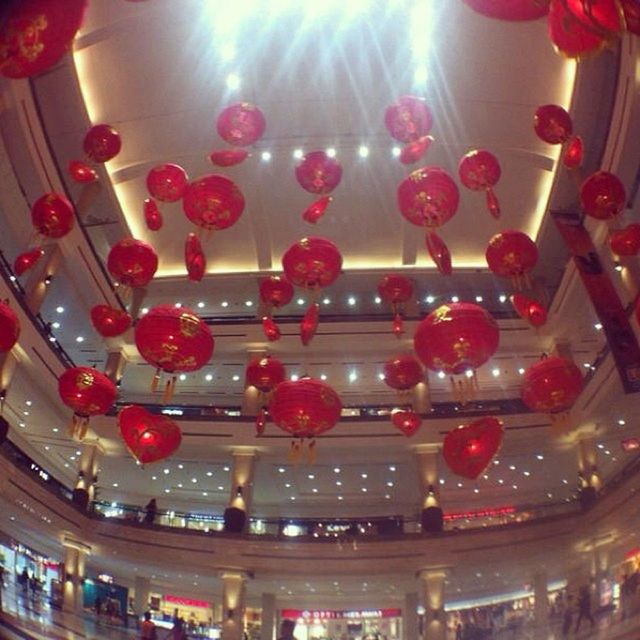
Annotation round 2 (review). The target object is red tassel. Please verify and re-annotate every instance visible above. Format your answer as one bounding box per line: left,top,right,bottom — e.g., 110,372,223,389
255,409,267,436
392,313,404,338
208,149,249,167
563,136,583,170
14,247,44,277
399,135,433,165
486,187,500,219
262,316,281,341
303,196,332,224
185,232,206,282
300,302,320,346
144,198,163,231
425,231,452,275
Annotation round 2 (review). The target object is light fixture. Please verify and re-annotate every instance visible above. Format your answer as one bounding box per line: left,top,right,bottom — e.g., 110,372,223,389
326,147,336,158
475,295,484,302
361,487,367,492
348,371,358,382
374,296,382,304
221,301,229,308
347,296,356,306
232,374,240,381
297,298,305,306
192,478,198,484
174,302,182,308
56,306,64,314
386,481,394,487
337,496,344,501
293,148,304,160
308,474,315,479
614,262,623,272
320,374,327,381
261,150,272,162
163,468,170,475
43,274,53,285
378,372,385,381
358,145,369,158
437,371,446,379
290,374,299,381
223,466,230,472
278,467,286,473
451,295,459,303
206,471,213,477
389,465,396,472
76,336,84,343
536,454,544,460
52,321,60,329
244,300,253,307
518,368,525,375
179,374,187,381
391,146,401,157
618,419,626,426
499,294,507,303
322,297,331,305
336,480,342,487
425,295,435,304
226,73,241,90
197,301,205,308
205,373,213,382
141,307,149,315
594,323,602,330
491,368,500,377
334,467,341,473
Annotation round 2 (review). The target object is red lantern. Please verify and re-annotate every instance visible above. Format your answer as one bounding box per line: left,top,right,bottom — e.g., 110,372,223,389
90,304,132,338
425,232,452,276
534,104,573,144
377,275,414,337
462,0,550,20
400,136,433,165
269,377,342,461
14,247,44,277
621,0,640,35
135,305,214,400
548,0,606,58
185,233,206,282
118,405,182,464
511,293,547,328
31,192,75,239
182,174,245,231
391,410,422,437
300,302,320,346
58,366,117,440
282,237,342,289
0,300,20,352
609,224,640,257
383,355,423,391
209,149,250,167
107,238,158,288
259,275,294,342
146,164,188,203
0,0,88,79
245,355,286,393
563,136,584,169
216,102,266,147
459,149,502,219
384,96,433,143
565,0,623,34
485,230,538,288
443,417,504,480
68,160,98,184
303,196,332,224
144,198,163,231
295,151,343,195
83,124,122,163
581,171,626,220
521,355,583,416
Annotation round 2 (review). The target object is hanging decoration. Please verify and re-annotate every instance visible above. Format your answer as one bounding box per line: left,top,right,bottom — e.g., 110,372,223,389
391,410,422,437
118,405,182,464
68,160,98,184
547,0,606,58
621,0,640,35
185,232,206,282
377,274,414,337
295,151,342,224
461,0,550,21
216,102,266,147
397,166,459,274
521,355,583,434
534,104,583,169
134,305,214,402
269,377,342,463
58,366,117,440
282,237,343,345
90,304,132,338
0,0,88,79
510,293,547,328
208,149,250,167
146,163,189,203
563,136,584,169
385,96,434,164
565,0,624,35
246,355,286,435
182,174,245,233
458,149,502,219
383,355,424,392
399,136,434,166
300,301,320,346
0,300,20,353
83,124,122,163
425,229,453,275
143,198,163,231
442,417,504,480
31,193,75,239
303,196,333,225
13,247,44,277
580,171,626,220
259,275,294,342
609,224,640,257
107,238,158,288
485,230,538,289
414,302,500,403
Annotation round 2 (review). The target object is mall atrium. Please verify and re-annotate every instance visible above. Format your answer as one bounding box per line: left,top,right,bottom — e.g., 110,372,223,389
0,1,639,639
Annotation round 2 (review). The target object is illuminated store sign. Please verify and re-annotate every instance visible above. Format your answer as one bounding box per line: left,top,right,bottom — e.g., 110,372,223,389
29,463,50,482
281,609,402,620
621,438,640,452
444,506,515,521
165,594,211,609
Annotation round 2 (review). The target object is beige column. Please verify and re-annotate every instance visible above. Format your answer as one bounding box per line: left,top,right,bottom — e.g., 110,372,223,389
412,381,431,413
533,572,549,640
73,441,102,510
415,444,443,532
403,592,418,640
577,435,600,509
224,449,256,532
221,571,248,640
62,537,90,613
23,245,62,314
104,350,128,385
133,575,151,618
419,569,447,640
129,287,148,321
260,592,276,640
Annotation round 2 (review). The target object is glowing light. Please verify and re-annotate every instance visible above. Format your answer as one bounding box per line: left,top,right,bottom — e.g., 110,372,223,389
261,151,272,162
326,147,337,158
226,73,241,90
293,148,304,160
392,146,401,158
358,145,369,158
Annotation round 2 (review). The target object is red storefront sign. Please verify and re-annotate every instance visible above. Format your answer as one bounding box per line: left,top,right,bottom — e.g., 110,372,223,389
621,438,640,452
281,609,402,620
165,594,211,609
444,506,515,521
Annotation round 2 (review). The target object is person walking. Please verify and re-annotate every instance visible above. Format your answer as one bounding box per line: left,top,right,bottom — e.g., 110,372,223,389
278,619,297,640
143,499,158,525
141,611,157,639
574,585,595,633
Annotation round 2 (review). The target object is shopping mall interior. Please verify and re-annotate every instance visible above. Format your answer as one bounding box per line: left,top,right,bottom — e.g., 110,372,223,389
0,1,640,639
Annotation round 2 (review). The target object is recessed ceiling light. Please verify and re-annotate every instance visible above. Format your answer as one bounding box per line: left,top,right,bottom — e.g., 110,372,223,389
312,488,318,493
76,336,84,343
152,476,157,481
457,482,463,488
499,294,507,303
425,295,435,304
618,419,626,426
226,73,241,90
206,471,213,477
308,474,315,479
52,428,58,433
451,296,459,303
437,371,446,379
386,481,394,487
197,301,205,309
384,494,391,499
475,295,484,302
322,297,331,305
205,373,213,382
221,301,229,308
293,148,304,160
509,465,516,471
361,487,367,492
232,374,240,381
191,478,197,483
174,302,182,308
378,372,385,381
326,147,336,158
492,368,500,377
223,466,230,472
473,488,479,494
297,298,305,305
164,488,170,494
465,370,474,379
218,485,224,491
278,467,286,473
349,371,358,382
594,323,603,330
374,296,382,304
439,478,445,485
337,496,344,501
512,484,518,490
389,465,396,472
245,300,253,307
290,496,296,501
290,374,299,381
285,483,291,488
179,374,187,381
261,150,272,162
56,306,64,314
391,146,401,158
358,145,369,158
141,307,149,315
523,471,530,477
361,473,368,479
177,483,183,488
44,445,50,451
25,400,32,407
536,454,544,460
334,467,341,473
163,468,170,475
51,322,60,329
518,368,525,375
347,296,356,306
320,374,327,381
336,480,342,486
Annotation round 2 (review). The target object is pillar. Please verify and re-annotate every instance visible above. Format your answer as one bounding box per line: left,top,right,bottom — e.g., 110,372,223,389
577,435,600,510
533,572,549,640
133,576,151,618
260,593,276,640
62,537,90,613
221,571,247,640
419,570,447,640
23,245,62,314
403,592,418,640
0,352,18,442
592,541,611,607
73,441,102,510
415,444,443,532
104,350,127,385
224,449,256,533
412,381,431,414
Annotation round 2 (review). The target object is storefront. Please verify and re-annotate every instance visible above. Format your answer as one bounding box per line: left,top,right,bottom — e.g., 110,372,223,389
0,535,60,597
149,592,216,638
280,608,402,640
83,574,129,623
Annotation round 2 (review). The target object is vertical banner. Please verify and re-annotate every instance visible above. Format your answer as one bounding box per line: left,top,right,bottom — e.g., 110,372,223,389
553,212,640,393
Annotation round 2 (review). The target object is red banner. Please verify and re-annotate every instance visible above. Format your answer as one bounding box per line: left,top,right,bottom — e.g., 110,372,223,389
281,609,402,620
164,594,211,609
553,212,640,393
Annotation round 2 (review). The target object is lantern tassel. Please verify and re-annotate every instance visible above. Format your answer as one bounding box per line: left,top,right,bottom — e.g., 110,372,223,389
307,440,317,465
486,187,500,219
288,440,302,464
162,376,176,404
151,369,161,393
392,313,404,338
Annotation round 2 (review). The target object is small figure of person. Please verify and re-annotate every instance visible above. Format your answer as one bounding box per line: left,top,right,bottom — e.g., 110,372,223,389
278,619,297,640
455,622,463,640
19,568,29,595
94,596,102,621
141,611,157,640
29,575,38,604
575,585,595,633
561,595,573,638
172,608,184,640
143,499,158,525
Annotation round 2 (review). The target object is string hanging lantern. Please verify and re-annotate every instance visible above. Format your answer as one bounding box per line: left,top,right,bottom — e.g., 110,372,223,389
210,102,265,166
377,275,414,337
458,149,502,219
295,151,343,224
384,95,434,165
245,355,287,436
0,300,20,353
580,171,626,220
13,248,44,277
107,238,158,290
259,275,294,341
83,124,122,163
485,230,538,289
534,104,584,169
90,304,132,338
31,193,75,239
391,410,422,437
510,293,548,328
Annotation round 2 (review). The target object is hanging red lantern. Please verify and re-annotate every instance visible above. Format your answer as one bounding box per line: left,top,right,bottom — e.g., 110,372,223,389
209,149,250,167
90,304,132,338
581,171,626,220
377,275,414,337
58,366,117,440
182,174,245,232
391,410,422,437
83,124,122,163
609,224,640,257
185,233,206,282
31,192,75,239
621,0,640,35
548,0,606,58
143,198,163,231
68,160,98,184
425,232,453,276
134,305,214,401
443,417,504,480
118,405,182,464
107,238,158,288
414,303,499,402
485,230,538,289
0,300,20,352
146,163,188,203
510,293,547,328
303,196,332,224
300,302,320,346
245,355,286,393
259,275,294,342
565,0,623,34
400,136,433,165
534,104,573,144
216,102,266,147
295,151,343,195
562,136,584,169
462,0,550,20
459,149,502,219
282,237,342,289
14,247,44,277
0,0,88,79
383,355,423,391
384,96,433,143
269,377,342,462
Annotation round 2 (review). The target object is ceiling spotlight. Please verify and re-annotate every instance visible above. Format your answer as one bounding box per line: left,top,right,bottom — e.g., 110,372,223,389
293,148,304,160
334,467,341,473
51,322,60,329
326,147,337,158
378,372,385,381
594,323,603,330
297,298,305,306
226,73,241,90
518,368,525,375
322,297,331,305
336,480,342,486
618,419,626,426
374,296,382,304
347,296,356,306
179,374,187,381
338,496,344,501
361,473,368,479
205,374,213,382
475,295,484,302
391,146,401,158
232,374,240,381
178,464,184,469
261,150,272,162
358,145,369,158
499,294,507,303
76,336,84,343
348,371,358,382
206,471,213,477
536,454,544,460
361,487,368,492
56,306,64,314
174,302,182,308
163,468,170,475
425,295,435,304
389,465,396,472
244,300,253,307
221,301,229,308
492,368,500,377
290,374,299,381
451,295,459,303
465,370,474,378
141,307,149,315
320,374,327,381
197,301,205,309
308,474,315,479
437,371,446,379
